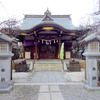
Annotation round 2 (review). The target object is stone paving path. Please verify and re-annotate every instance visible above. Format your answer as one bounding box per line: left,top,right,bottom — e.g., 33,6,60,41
38,85,64,100
32,71,66,83
13,71,85,83
1,83,100,100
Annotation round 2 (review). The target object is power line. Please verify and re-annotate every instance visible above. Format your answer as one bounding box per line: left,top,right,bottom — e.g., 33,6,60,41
0,1,8,14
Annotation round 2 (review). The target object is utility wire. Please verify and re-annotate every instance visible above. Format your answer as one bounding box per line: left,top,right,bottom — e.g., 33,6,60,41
0,1,8,14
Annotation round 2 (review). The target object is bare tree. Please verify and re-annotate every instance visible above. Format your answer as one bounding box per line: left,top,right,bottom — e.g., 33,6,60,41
0,18,21,37
73,1,100,59
79,0,100,30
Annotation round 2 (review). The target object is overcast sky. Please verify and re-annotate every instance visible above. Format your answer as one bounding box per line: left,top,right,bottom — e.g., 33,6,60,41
0,0,96,26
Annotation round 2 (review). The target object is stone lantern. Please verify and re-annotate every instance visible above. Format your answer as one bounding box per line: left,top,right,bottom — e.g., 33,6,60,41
82,33,100,90
0,32,14,92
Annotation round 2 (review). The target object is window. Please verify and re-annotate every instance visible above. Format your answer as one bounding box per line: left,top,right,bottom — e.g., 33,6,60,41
90,42,99,52
0,43,7,52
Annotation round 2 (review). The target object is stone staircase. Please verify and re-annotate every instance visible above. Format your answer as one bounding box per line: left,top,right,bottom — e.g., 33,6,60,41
33,60,63,71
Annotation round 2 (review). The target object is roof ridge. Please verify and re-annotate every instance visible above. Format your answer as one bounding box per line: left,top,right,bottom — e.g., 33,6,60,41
24,14,71,18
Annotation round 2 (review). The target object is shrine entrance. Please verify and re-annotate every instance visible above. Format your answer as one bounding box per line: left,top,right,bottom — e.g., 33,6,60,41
18,10,78,60
38,43,58,59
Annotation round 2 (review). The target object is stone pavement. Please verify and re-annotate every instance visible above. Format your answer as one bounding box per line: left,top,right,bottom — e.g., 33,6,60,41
0,83,100,100
38,85,64,100
5,70,97,100
13,71,85,83
31,71,66,83
2,59,98,100
0,70,100,100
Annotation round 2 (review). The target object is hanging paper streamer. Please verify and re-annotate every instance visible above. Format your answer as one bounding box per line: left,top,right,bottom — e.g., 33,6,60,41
50,41,51,44
54,40,55,43
46,41,47,45
56,40,58,42
60,43,64,59
42,40,43,44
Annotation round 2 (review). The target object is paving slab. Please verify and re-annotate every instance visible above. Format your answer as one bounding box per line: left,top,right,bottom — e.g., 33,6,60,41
39,85,49,92
31,71,66,83
51,92,64,100
50,85,60,92
38,93,50,100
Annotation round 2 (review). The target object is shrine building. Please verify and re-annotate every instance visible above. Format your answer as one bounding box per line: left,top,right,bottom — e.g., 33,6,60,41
19,9,79,60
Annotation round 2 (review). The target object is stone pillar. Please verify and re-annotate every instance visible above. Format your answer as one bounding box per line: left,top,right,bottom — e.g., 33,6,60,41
84,56,98,87
0,33,14,92
0,54,13,92
82,33,100,90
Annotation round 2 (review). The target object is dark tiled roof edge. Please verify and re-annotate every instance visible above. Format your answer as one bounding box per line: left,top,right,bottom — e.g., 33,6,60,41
24,15,71,18
24,15,44,18
52,15,70,18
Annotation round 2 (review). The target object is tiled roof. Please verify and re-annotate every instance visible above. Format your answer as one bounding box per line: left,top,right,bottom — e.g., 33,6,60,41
0,32,13,42
20,10,76,30
83,33,100,42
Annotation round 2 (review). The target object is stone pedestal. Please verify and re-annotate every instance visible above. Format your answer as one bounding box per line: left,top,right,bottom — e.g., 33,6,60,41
83,53,100,90
0,53,14,92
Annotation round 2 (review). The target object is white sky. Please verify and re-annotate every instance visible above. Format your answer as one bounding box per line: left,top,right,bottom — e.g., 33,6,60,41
0,0,95,26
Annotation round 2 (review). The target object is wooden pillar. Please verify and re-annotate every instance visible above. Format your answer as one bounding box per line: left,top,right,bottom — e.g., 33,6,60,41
34,42,38,61
58,39,61,59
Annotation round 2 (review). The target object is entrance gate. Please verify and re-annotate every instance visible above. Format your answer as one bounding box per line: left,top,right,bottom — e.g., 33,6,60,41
39,45,57,59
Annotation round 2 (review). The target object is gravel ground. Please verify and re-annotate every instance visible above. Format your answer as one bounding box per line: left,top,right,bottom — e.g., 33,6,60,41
59,84,100,100
0,85,40,100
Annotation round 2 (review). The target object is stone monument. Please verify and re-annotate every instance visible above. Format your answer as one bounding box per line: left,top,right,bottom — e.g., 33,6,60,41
0,32,14,92
83,33,100,90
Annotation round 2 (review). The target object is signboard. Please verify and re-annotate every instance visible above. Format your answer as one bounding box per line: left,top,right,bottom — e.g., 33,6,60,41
65,51,71,58
43,27,54,30
25,52,31,59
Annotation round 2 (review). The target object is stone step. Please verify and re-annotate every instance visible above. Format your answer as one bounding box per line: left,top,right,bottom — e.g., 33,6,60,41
35,60,62,64
34,64,63,71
